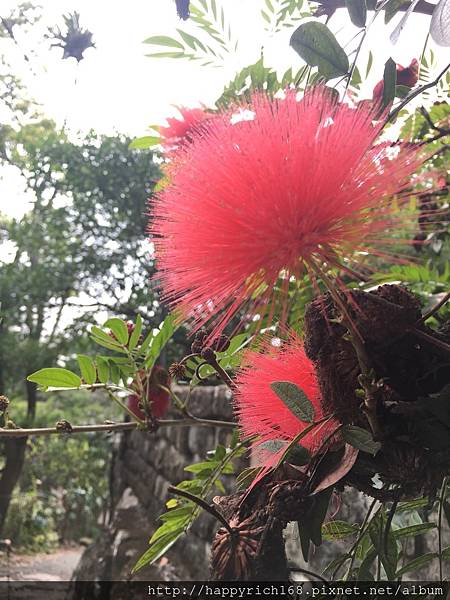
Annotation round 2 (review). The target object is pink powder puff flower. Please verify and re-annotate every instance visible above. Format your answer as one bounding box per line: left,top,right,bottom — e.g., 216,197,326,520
233,336,340,469
150,87,423,337
159,105,209,151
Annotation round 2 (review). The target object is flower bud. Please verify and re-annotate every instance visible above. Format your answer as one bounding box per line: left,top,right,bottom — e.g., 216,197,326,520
0,395,10,413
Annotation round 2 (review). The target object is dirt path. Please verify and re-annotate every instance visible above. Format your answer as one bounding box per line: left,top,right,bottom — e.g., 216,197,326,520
0,546,83,581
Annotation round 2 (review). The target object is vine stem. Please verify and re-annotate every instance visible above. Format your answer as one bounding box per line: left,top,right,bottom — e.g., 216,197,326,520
0,416,236,438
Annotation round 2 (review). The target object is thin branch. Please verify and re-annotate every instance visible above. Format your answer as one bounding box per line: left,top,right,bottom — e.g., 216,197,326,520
0,416,236,438
207,357,236,391
415,291,450,325
167,485,234,534
419,106,449,134
388,63,450,122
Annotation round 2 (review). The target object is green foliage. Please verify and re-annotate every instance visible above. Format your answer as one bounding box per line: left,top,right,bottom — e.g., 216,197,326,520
290,22,349,80
132,436,246,573
270,380,315,423
345,0,367,27
143,0,236,67
382,58,397,107
260,0,307,34
297,488,333,560
27,368,82,389
342,425,381,456
27,315,178,417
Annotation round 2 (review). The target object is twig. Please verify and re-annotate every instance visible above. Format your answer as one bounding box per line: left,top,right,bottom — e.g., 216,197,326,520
419,106,449,135
207,357,236,390
388,63,450,122
0,416,236,438
415,291,450,325
167,486,234,534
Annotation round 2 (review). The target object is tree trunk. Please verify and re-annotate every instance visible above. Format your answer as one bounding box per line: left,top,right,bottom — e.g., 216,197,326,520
0,437,27,536
0,373,36,536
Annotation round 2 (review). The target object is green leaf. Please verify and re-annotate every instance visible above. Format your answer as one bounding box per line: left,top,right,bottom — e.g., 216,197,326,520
290,22,349,79
109,362,121,385
342,425,381,455
104,318,129,345
393,523,436,539
345,0,367,27
27,368,81,389
444,500,450,527
145,52,186,59
369,510,398,580
96,357,109,384
77,355,96,385
442,546,450,560
384,0,408,23
128,315,143,351
143,35,185,50
358,546,377,579
382,58,397,108
177,29,207,52
297,489,333,562
128,136,160,150
365,50,373,78
90,326,127,353
259,439,286,453
144,314,178,369
132,529,184,573
322,520,358,541
270,381,315,423
396,552,437,577
236,467,262,490
397,497,430,513
184,461,216,475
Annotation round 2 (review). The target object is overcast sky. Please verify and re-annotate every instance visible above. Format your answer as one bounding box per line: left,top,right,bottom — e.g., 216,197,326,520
0,0,447,220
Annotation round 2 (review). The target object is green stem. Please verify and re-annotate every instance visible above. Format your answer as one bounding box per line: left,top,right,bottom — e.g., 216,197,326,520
438,476,448,582
106,389,145,426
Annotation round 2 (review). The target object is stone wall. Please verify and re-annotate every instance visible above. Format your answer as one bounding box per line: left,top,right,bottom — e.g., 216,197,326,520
71,385,236,590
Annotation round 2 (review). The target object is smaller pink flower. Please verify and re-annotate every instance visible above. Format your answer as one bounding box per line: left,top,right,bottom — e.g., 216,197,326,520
234,336,340,469
159,106,209,150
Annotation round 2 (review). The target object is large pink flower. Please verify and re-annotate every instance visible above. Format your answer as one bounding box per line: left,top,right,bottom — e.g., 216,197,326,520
234,336,339,467
151,88,422,335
